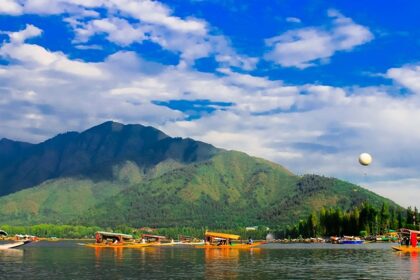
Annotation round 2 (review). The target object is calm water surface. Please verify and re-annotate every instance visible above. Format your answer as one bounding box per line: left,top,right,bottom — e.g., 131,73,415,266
0,241,418,279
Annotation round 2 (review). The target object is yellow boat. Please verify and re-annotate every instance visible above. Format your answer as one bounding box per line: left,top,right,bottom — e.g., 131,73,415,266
85,242,151,248
195,231,265,249
392,245,420,253
196,242,265,249
392,229,420,253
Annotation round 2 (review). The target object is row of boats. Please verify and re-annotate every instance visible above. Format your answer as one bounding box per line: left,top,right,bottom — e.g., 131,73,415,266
85,231,264,249
2,228,420,252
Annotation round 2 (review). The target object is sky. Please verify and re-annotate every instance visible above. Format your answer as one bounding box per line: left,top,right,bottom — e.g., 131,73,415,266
0,0,419,208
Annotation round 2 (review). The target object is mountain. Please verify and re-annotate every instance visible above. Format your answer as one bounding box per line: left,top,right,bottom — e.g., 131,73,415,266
0,121,218,196
0,121,402,228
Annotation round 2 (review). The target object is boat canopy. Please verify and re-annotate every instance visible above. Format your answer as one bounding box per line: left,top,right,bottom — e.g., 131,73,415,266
142,234,167,240
205,231,240,240
96,231,133,240
400,228,420,235
0,230,7,236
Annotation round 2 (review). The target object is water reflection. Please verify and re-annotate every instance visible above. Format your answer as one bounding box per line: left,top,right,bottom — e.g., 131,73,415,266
2,242,420,279
410,252,419,278
204,248,262,279
0,248,24,260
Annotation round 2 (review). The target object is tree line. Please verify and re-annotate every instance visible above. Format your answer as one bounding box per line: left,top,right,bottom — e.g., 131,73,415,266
275,203,418,238
0,224,270,240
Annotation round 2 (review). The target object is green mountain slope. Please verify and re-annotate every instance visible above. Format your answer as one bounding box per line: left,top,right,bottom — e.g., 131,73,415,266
0,122,402,229
0,160,186,225
0,121,218,196
81,151,400,228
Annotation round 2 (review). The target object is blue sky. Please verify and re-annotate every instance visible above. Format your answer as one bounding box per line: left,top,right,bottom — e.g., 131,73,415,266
0,0,419,207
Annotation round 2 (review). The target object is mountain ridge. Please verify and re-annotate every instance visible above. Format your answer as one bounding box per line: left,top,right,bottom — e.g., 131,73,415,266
0,121,403,228
0,121,219,196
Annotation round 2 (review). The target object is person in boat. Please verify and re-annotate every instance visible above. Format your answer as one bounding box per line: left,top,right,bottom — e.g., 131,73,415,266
247,237,253,245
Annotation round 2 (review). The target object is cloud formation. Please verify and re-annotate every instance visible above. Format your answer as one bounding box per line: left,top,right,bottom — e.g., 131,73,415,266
265,9,373,68
0,4,419,208
0,0,256,69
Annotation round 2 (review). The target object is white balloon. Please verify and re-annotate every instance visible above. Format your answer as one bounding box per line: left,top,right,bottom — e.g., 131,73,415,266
359,153,372,166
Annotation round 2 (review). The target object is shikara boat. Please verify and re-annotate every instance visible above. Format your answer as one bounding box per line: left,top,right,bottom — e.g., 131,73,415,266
392,229,420,252
195,231,265,249
141,234,175,246
0,240,31,250
85,231,150,248
339,236,364,244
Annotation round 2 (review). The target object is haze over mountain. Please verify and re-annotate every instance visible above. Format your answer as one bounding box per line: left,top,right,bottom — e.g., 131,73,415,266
0,122,401,228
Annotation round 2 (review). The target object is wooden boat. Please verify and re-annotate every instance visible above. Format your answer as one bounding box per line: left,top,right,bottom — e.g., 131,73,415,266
392,245,420,253
196,242,265,249
195,231,265,249
0,240,31,250
85,231,150,248
339,236,364,244
392,229,420,252
85,242,151,248
141,234,174,246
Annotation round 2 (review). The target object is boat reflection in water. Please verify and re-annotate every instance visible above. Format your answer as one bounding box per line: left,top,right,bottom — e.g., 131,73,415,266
410,251,418,276
204,247,261,279
93,246,158,263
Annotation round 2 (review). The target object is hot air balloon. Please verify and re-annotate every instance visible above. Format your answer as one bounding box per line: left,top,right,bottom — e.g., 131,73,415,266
358,153,372,166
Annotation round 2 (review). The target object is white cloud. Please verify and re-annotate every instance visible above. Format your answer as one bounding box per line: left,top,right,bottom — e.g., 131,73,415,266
386,64,420,94
265,9,373,68
0,25,103,78
107,0,207,35
72,17,146,46
1,23,420,208
7,24,42,43
0,0,23,15
286,17,301,23
0,0,256,70
365,178,420,209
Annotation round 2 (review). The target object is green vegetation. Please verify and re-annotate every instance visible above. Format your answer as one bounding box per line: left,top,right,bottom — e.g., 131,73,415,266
0,224,270,240
0,224,101,238
0,151,400,229
276,202,410,238
0,122,403,230
0,121,218,196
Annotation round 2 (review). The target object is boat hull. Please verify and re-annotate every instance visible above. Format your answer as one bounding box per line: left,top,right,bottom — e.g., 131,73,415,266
339,240,363,244
0,240,30,250
195,242,265,249
85,243,151,248
392,246,420,253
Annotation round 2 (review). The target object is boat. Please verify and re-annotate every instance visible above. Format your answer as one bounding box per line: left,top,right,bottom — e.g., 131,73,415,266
195,231,265,249
85,242,151,248
85,231,150,248
0,240,31,250
141,234,180,246
339,236,364,244
392,229,420,252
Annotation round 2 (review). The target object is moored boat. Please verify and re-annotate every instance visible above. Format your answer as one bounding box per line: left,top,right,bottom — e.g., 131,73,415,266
195,231,265,249
0,240,31,250
392,229,420,253
85,231,150,248
339,236,364,244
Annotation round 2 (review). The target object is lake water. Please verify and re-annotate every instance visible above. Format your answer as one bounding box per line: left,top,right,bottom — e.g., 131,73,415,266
0,241,418,279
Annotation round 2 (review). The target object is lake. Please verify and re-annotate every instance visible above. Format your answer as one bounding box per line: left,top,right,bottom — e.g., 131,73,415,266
0,241,418,279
